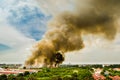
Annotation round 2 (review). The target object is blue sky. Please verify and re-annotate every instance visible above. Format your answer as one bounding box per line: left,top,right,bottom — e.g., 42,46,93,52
0,0,120,64
0,0,50,63
7,2,51,40
0,44,11,51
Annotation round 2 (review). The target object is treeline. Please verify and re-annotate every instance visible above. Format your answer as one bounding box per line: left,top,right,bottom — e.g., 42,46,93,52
89,64,120,68
0,71,37,80
1,64,120,80
0,67,94,80
60,64,120,68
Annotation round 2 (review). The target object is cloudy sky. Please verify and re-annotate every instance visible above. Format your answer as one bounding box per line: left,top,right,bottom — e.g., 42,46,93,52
0,0,120,64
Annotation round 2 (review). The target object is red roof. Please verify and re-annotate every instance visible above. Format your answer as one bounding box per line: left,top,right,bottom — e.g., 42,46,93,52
109,76,120,80
0,71,22,75
93,74,106,80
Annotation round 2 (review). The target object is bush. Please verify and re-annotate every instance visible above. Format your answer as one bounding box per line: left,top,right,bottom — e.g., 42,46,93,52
0,74,7,80
17,73,24,77
71,73,79,80
7,74,16,80
27,75,38,80
42,68,50,72
16,77,26,80
51,76,62,80
63,76,72,80
24,71,30,76
77,69,94,80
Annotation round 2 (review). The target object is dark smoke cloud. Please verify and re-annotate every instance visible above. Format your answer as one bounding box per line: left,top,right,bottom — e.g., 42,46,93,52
25,0,120,67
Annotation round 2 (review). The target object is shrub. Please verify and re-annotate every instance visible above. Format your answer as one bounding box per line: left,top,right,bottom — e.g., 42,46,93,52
27,75,38,80
24,71,30,76
16,77,26,80
7,74,16,80
17,73,24,77
0,74,7,80
77,69,94,80
51,76,62,80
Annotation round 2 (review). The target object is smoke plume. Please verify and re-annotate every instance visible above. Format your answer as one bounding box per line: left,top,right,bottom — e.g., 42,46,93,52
25,0,120,67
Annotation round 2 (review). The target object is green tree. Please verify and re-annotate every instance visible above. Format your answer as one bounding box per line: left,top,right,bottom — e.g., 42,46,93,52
78,69,94,80
0,74,7,80
7,74,16,80
16,77,26,80
24,71,30,76
51,76,62,80
17,73,24,77
71,72,79,80
27,75,38,80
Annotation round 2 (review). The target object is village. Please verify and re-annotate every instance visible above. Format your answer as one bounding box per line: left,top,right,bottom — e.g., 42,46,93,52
1,64,120,80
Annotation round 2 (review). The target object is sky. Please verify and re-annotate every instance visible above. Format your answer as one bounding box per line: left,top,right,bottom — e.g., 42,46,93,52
0,0,120,64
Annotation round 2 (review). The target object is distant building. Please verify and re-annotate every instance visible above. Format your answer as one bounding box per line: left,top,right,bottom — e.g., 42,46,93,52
0,64,22,69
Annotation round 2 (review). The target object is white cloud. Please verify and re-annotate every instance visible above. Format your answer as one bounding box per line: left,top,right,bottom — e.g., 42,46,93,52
0,0,48,40
64,34,120,64
36,0,75,15
0,23,35,47
0,0,43,63
0,0,40,21
0,22,36,63
0,0,40,48
1,0,120,64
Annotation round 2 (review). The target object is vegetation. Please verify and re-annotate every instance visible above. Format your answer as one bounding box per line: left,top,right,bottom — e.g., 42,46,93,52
1,64,120,80
0,67,93,80
0,74,7,80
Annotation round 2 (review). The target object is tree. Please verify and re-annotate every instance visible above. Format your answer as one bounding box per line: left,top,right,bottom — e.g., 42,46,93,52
7,74,16,80
27,75,38,80
77,69,94,80
24,71,30,76
17,73,24,77
16,77,26,80
23,66,26,69
0,74,7,80
51,76,62,80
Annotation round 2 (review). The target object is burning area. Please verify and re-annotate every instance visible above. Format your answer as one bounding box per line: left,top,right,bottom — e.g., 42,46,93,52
25,0,120,67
